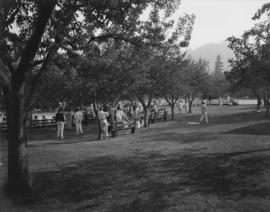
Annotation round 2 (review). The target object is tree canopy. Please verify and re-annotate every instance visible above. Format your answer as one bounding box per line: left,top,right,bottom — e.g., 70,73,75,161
226,3,270,111
1,0,196,193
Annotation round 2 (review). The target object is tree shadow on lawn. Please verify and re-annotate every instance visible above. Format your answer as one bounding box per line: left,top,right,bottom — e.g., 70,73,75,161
235,106,257,111
173,111,268,126
141,112,270,145
144,122,270,144
28,124,99,142
18,151,270,211
27,135,98,148
209,111,268,125
141,131,218,144
225,122,270,135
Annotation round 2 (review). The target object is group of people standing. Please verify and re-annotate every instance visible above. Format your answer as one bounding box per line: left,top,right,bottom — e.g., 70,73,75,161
55,102,85,139
55,99,209,140
178,100,190,113
55,102,136,141
149,108,168,124
98,105,129,140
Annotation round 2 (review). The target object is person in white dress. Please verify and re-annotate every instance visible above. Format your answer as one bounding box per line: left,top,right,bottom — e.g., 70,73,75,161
98,107,109,139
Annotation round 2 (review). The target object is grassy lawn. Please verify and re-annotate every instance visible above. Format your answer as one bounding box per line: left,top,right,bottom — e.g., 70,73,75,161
2,105,270,211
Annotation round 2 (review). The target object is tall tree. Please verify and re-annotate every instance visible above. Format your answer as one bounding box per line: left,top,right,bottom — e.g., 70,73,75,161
127,46,157,127
138,10,195,120
214,54,224,74
183,59,209,113
156,53,188,119
118,7,195,125
226,3,270,112
0,0,182,193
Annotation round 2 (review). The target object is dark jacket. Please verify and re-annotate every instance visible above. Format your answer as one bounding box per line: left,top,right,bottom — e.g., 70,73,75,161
55,111,65,122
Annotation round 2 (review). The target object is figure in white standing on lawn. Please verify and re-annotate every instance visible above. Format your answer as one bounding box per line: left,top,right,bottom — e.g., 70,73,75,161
98,106,109,140
178,100,183,113
200,100,208,124
184,101,189,113
74,106,84,134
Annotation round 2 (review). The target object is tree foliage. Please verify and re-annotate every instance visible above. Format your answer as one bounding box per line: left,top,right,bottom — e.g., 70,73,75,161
0,0,187,192
226,3,270,112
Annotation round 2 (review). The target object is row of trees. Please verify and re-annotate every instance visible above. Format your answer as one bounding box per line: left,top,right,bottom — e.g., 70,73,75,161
0,0,243,194
0,0,214,194
0,0,188,193
226,3,270,112
35,6,198,120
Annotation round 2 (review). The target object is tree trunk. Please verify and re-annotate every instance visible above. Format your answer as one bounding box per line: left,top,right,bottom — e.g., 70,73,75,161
219,97,223,106
143,106,149,127
171,104,175,120
188,98,194,113
92,98,101,139
5,86,30,193
266,93,270,115
137,95,150,128
2,0,57,194
257,98,262,110
251,88,262,110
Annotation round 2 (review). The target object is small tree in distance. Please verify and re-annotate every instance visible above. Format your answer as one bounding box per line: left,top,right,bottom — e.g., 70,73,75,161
184,59,209,113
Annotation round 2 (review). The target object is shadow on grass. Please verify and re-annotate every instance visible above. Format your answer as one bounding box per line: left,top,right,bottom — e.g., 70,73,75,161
142,131,219,144
28,125,99,142
175,111,267,126
140,111,270,145
18,151,270,211
225,122,270,135
235,106,258,111
27,137,99,148
209,111,268,125
158,152,270,197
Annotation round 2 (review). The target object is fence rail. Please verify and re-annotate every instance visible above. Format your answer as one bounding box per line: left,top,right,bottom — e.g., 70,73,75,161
0,116,97,131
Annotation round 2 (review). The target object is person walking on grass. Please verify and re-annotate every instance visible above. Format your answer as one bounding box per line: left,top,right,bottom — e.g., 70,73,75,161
74,106,84,135
55,101,66,139
200,100,208,124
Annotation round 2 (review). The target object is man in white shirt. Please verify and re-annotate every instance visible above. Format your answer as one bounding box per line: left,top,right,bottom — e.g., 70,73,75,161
199,100,208,124
116,106,127,123
74,107,84,134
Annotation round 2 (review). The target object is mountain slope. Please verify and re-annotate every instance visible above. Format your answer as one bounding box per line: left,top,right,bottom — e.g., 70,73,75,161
189,41,235,72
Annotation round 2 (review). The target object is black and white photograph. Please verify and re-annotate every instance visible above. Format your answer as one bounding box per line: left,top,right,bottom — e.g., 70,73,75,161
1,0,270,211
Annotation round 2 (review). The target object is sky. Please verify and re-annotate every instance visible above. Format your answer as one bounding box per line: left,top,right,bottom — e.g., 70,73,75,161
176,0,270,49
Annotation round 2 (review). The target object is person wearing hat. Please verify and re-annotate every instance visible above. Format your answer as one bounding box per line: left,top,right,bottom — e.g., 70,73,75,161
200,100,208,124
